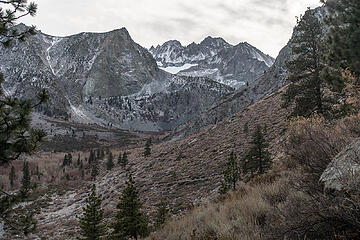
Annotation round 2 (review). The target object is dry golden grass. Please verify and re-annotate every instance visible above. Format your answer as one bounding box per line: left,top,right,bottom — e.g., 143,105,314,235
149,112,360,240
148,179,290,240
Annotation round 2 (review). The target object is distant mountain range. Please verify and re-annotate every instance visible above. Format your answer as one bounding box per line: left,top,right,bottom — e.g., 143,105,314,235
149,37,274,89
0,23,278,133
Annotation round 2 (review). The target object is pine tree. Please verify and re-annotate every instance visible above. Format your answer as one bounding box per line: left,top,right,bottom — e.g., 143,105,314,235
0,2,47,235
9,166,16,188
117,153,122,165
62,153,73,167
0,2,47,166
91,161,99,181
243,122,249,135
321,0,360,116
176,151,183,161
62,154,69,167
154,201,169,230
106,151,114,170
324,0,360,79
219,151,241,194
68,153,73,165
243,126,272,179
119,152,128,168
143,138,151,157
78,184,106,240
77,153,81,166
111,174,149,240
20,161,31,197
89,150,95,164
0,1,37,46
96,149,101,160
36,165,41,180
100,149,105,159
282,9,331,118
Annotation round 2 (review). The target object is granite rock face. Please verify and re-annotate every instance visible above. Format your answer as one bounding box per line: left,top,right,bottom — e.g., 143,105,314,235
320,138,360,191
150,37,274,89
172,7,329,138
172,39,291,138
0,24,234,131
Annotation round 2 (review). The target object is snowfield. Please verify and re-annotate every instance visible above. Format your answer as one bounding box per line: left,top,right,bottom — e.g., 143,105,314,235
159,63,198,74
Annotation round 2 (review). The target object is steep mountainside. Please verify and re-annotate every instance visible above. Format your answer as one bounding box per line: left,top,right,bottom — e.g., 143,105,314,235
172,7,328,138
18,84,289,240
173,40,290,138
149,37,274,88
0,24,234,131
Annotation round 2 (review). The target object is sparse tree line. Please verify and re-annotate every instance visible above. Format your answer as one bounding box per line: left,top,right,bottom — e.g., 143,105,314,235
219,125,271,194
57,148,131,181
78,174,153,240
1,0,360,239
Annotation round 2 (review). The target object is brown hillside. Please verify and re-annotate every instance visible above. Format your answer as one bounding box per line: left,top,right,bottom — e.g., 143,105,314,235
4,86,289,239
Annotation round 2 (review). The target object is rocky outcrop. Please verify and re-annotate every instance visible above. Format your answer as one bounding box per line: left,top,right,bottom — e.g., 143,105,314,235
320,138,360,191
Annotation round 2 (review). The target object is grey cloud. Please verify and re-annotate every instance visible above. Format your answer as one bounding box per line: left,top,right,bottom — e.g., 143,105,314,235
23,0,321,57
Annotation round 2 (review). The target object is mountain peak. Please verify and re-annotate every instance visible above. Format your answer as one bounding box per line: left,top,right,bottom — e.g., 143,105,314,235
108,27,130,36
200,36,230,47
162,40,183,48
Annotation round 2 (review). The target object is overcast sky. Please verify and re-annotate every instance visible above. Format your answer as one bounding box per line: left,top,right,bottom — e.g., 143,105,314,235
22,0,322,57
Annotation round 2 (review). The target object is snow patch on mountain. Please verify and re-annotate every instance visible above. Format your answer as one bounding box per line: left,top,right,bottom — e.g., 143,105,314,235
151,36,274,88
43,36,63,76
160,63,198,74
251,50,274,67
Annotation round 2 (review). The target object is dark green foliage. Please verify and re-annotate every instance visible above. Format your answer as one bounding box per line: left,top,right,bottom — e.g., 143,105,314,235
106,151,114,170
111,174,149,240
0,0,37,46
62,153,72,167
117,154,122,165
0,1,46,165
324,0,360,79
0,1,46,236
176,152,183,161
78,184,106,240
319,0,360,118
91,161,99,181
282,9,329,118
243,125,272,179
20,161,31,197
100,149,105,159
0,191,36,236
77,153,81,166
0,74,48,166
96,149,101,160
65,173,70,181
219,151,241,194
118,152,128,168
154,201,169,230
36,165,41,180
143,138,151,157
89,149,96,164
9,165,16,188
243,122,249,135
